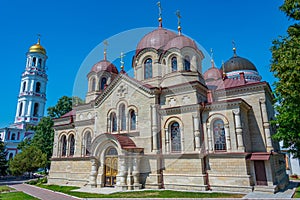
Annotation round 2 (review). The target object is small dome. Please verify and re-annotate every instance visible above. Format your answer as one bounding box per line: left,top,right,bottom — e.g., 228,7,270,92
204,67,222,81
29,42,46,55
163,35,197,51
223,55,257,73
136,27,177,55
91,60,118,74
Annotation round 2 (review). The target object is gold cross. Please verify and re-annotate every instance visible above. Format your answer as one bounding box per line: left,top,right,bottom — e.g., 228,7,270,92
176,10,181,27
103,40,109,53
157,1,162,19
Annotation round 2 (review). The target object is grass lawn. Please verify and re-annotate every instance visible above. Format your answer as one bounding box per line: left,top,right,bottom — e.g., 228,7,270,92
293,184,300,198
37,184,244,198
0,185,38,200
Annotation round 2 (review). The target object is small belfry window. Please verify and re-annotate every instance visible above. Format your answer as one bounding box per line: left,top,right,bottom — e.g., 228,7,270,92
100,77,107,90
33,103,39,117
171,57,177,72
22,82,26,92
61,135,67,156
120,104,126,131
110,112,117,132
38,58,42,67
69,134,75,156
144,58,152,79
170,122,181,152
91,78,96,92
11,133,16,140
36,82,41,93
213,119,226,151
184,55,190,71
129,110,136,130
32,57,36,66
18,102,23,117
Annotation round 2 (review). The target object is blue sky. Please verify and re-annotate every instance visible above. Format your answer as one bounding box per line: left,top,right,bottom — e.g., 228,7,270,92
0,0,291,127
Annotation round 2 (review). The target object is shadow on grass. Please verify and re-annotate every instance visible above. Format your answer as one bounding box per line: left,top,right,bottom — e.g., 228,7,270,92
37,184,244,198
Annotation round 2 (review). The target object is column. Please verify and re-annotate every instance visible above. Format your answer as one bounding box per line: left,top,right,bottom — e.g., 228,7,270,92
94,112,98,135
151,105,158,153
89,158,99,188
259,98,273,151
207,124,213,152
193,115,201,151
27,101,32,116
132,154,140,190
191,55,197,72
126,155,133,190
224,124,231,151
165,128,170,153
233,109,245,151
116,156,127,190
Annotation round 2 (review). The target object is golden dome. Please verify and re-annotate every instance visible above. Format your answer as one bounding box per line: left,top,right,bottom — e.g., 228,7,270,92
29,38,46,55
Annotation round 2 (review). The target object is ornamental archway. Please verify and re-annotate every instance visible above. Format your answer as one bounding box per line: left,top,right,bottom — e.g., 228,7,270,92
104,147,118,187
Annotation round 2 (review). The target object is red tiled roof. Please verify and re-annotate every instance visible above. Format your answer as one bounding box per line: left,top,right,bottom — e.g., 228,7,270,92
107,133,136,149
206,78,259,90
61,110,76,118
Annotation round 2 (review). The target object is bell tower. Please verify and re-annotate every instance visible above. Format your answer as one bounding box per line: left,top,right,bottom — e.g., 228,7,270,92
14,36,48,125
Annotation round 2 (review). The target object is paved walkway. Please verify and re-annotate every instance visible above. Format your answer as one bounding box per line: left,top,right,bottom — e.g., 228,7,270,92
10,183,80,200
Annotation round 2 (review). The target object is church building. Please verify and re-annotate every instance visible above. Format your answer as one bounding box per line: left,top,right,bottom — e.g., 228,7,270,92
0,38,48,159
48,7,288,193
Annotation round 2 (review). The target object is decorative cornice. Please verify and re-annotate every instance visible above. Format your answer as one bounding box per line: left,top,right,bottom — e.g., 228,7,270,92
74,118,95,127
159,103,202,116
51,156,91,161
204,98,252,111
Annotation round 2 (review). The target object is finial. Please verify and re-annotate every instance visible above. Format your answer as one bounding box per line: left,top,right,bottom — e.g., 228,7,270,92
210,48,215,68
176,10,182,35
120,52,125,72
37,33,41,44
157,1,163,27
232,40,237,57
103,40,108,60
222,60,226,79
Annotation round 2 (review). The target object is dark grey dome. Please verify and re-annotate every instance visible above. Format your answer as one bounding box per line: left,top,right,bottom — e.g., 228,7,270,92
222,55,257,73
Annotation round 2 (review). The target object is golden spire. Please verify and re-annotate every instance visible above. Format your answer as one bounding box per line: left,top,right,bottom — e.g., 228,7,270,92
37,33,41,44
157,1,162,27
176,10,182,35
103,40,108,60
210,48,215,68
120,52,125,72
232,40,237,57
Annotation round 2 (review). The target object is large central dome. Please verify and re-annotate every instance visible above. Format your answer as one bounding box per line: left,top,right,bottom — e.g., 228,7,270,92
136,27,177,55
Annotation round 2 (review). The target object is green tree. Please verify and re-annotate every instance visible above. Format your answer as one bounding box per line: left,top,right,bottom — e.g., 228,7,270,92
0,140,7,175
30,117,54,165
9,146,47,176
47,96,73,118
271,0,300,157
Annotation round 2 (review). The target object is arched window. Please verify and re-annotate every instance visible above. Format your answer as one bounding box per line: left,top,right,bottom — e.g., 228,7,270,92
171,57,177,72
184,55,190,71
84,131,92,156
213,119,226,151
106,147,118,156
36,82,41,93
91,78,96,92
38,58,42,67
18,102,23,117
110,112,117,132
69,134,75,156
22,82,26,92
120,104,126,131
144,58,152,79
33,103,39,117
129,110,136,130
170,122,181,152
61,135,67,156
11,133,16,140
100,77,107,90
32,57,36,66
9,153,13,159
